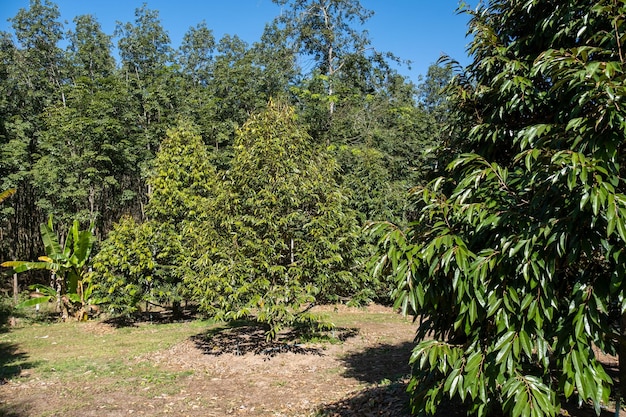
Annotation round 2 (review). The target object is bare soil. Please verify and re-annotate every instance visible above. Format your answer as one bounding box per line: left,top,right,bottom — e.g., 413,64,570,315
0,305,624,417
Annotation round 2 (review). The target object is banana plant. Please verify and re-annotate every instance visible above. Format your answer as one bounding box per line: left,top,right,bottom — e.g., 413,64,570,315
0,188,16,204
1,215,95,320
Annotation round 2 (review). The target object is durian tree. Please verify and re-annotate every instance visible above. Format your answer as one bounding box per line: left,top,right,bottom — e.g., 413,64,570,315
372,1,626,416
187,100,366,339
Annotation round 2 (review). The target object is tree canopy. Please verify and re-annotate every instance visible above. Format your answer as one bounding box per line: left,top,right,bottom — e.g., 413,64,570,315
1,0,435,289
373,0,626,416
185,100,366,339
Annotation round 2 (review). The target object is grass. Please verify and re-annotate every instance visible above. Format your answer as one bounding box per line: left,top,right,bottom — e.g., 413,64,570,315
0,318,213,385
0,306,406,387
323,307,411,328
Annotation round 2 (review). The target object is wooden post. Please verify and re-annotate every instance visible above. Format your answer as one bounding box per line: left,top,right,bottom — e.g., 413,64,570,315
13,273,18,305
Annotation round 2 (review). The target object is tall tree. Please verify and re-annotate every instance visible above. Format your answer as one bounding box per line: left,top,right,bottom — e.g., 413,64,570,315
116,5,172,82
272,0,426,226
416,63,453,127
175,22,217,148
200,34,270,168
252,21,299,100
9,0,67,106
177,21,215,86
115,4,177,218
187,100,365,339
373,1,626,416
31,14,137,232
272,0,374,117
67,14,116,81
1,0,67,262
33,75,139,231
115,4,176,154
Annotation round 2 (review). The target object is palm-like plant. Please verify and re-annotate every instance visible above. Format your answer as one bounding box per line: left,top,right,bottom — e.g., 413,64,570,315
1,216,95,320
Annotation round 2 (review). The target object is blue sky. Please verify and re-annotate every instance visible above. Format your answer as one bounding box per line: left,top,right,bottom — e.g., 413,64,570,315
0,0,473,82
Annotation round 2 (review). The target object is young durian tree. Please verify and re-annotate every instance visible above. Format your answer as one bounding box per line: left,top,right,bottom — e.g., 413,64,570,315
187,100,364,340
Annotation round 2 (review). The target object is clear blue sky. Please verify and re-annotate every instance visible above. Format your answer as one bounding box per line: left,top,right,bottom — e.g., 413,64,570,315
0,0,473,82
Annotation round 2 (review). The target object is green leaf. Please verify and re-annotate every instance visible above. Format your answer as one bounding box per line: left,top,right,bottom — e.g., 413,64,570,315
40,217,65,260
494,330,516,353
16,296,52,308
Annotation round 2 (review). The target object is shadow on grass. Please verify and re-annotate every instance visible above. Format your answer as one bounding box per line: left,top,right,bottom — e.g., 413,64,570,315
317,381,413,417
314,341,416,416
320,371,618,417
192,321,359,358
316,380,493,417
325,341,468,416
0,402,30,417
0,343,36,417
318,381,554,417
0,342,37,381
104,305,201,328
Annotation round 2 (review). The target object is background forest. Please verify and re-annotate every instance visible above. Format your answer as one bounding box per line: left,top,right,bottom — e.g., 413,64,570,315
0,0,448,330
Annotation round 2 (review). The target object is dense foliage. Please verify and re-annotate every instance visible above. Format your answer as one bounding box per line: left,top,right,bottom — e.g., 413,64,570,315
91,122,216,315
373,0,626,416
185,101,366,338
0,0,439,279
91,216,184,316
91,104,375,337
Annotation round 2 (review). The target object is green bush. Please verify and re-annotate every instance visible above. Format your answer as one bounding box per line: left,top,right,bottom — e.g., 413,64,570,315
0,295,14,329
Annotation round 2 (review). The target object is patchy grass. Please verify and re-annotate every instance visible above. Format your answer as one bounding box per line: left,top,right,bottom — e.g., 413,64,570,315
0,305,622,417
0,318,213,384
0,305,418,417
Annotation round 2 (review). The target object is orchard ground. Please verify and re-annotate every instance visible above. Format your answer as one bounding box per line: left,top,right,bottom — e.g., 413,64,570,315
0,304,623,417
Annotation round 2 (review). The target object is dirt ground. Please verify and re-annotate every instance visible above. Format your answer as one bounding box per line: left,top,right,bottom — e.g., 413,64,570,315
0,304,417,417
0,305,624,417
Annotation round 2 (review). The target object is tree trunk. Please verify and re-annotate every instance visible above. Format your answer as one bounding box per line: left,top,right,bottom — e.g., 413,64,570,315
172,300,182,319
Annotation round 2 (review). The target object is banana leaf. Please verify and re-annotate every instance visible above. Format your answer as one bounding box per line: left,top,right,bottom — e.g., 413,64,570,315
68,222,95,268
0,188,16,204
67,270,79,295
15,285,57,308
40,219,67,262
0,260,61,273
16,296,51,308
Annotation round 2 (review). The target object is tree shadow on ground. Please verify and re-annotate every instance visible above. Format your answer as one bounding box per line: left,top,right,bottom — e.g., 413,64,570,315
326,342,621,417
317,381,413,416
103,305,200,328
0,343,36,417
0,401,31,417
316,341,416,416
318,383,619,417
317,379,499,417
0,342,37,381
192,321,359,358
340,341,414,384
